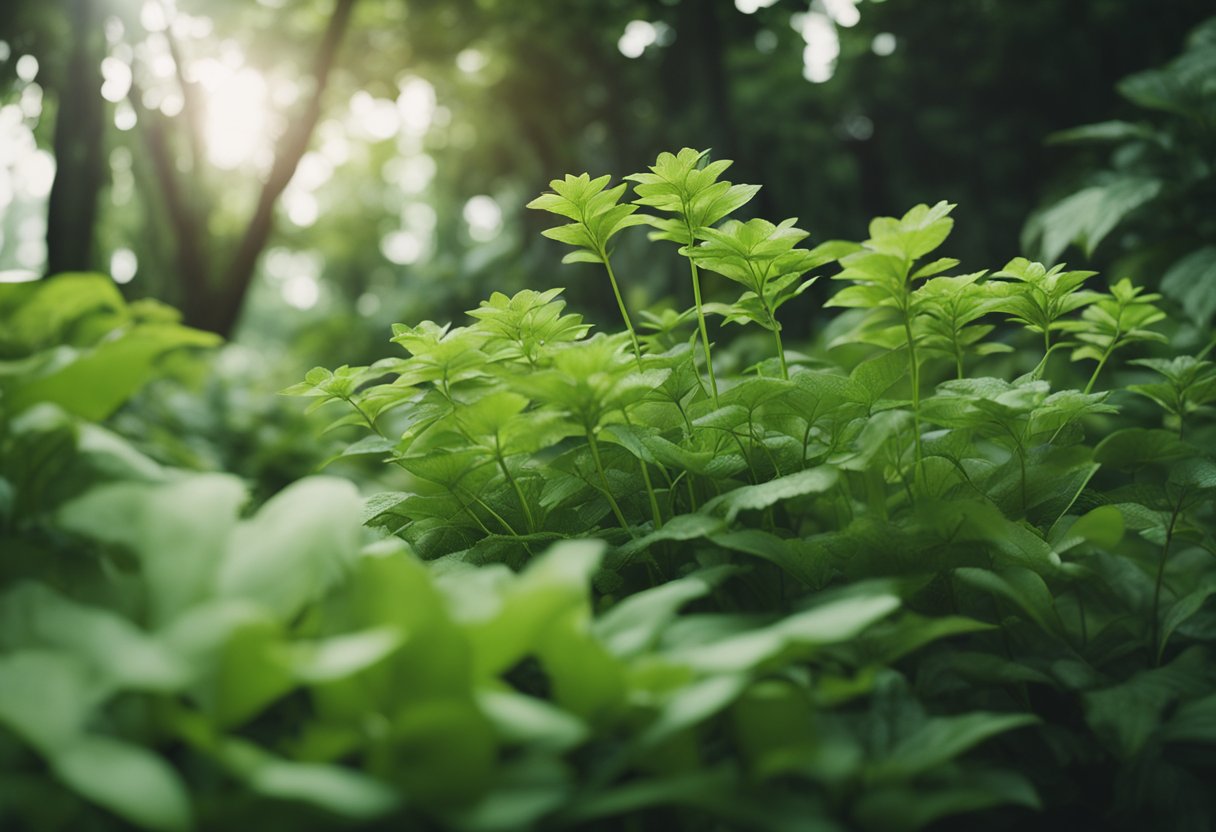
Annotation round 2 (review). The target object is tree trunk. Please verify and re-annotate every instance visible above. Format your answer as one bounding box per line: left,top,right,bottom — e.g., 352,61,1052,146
45,0,106,276
203,0,358,336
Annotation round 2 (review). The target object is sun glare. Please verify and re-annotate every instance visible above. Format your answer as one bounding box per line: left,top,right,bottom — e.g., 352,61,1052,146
193,59,269,170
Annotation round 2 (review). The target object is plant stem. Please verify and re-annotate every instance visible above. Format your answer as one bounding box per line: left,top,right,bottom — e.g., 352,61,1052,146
1084,344,1114,394
463,487,520,536
762,297,789,380
683,220,719,406
496,450,535,533
689,259,720,405
902,313,924,466
586,430,633,536
622,412,664,529
602,254,642,362
345,396,384,437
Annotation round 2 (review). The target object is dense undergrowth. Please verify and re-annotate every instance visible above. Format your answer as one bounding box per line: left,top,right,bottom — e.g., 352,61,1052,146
2,148,1215,832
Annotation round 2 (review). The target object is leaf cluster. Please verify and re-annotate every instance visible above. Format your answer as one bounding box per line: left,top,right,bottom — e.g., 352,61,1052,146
2,147,1216,832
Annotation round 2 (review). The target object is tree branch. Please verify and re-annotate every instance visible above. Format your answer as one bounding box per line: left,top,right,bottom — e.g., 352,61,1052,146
128,75,208,313
209,0,358,335
159,0,208,173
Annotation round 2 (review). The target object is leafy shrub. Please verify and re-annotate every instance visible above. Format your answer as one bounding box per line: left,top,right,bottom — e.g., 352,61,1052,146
2,143,1216,832
1025,16,1216,332
289,149,1216,829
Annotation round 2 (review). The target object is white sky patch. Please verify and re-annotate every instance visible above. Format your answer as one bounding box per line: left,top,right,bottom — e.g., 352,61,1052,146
318,120,351,165
17,150,55,199
456,48,488,74
293,151,333,192
284,190,318,227
110,248,138,283
463,195,502,242
20,85,42,119
793,11,840,83
381,230,424,265
618,20,658,59
384,153,435,194
150,51,176,80
104,17,124,44
15,55,38,83
17,238,46,269
350,90,400,141
160,90,184,117
101,56,132,103
265,250,324,311
170,12,213,41
140,0,167,32
396,77,436,136
872,32,897,56
194,58,269,170
822,0,861,28
282,273,320,309
114,101,137,131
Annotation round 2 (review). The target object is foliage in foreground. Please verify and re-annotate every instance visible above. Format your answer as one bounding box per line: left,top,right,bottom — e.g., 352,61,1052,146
2,140,1216,831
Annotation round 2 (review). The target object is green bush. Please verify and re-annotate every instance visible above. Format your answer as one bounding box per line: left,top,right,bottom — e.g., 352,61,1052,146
1025,16,1216,335
2,145,1215,831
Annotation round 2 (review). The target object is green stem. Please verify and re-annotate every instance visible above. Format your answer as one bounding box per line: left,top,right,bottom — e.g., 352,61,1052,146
586,430,633,536
464,487,520,536
602,254,642,362
496,450,536,533
449,487,494,536
346,397,384,437
683,221,719,405
764,301,789,380
1084,344,1115,394
902,313,923,466
621,413,664,529
675,397,694,438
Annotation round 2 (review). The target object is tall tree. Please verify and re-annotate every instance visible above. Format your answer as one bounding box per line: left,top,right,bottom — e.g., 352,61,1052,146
44,0,106,276
128,0,358,335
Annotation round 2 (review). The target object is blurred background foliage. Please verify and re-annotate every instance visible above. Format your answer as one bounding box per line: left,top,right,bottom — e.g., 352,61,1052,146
0,0,1212,484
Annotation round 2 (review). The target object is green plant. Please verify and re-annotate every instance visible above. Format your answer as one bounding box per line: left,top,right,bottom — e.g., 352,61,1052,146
0,278,1047,830
280,151,1216,830
4,148,1216,831
1025,16,1216,332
